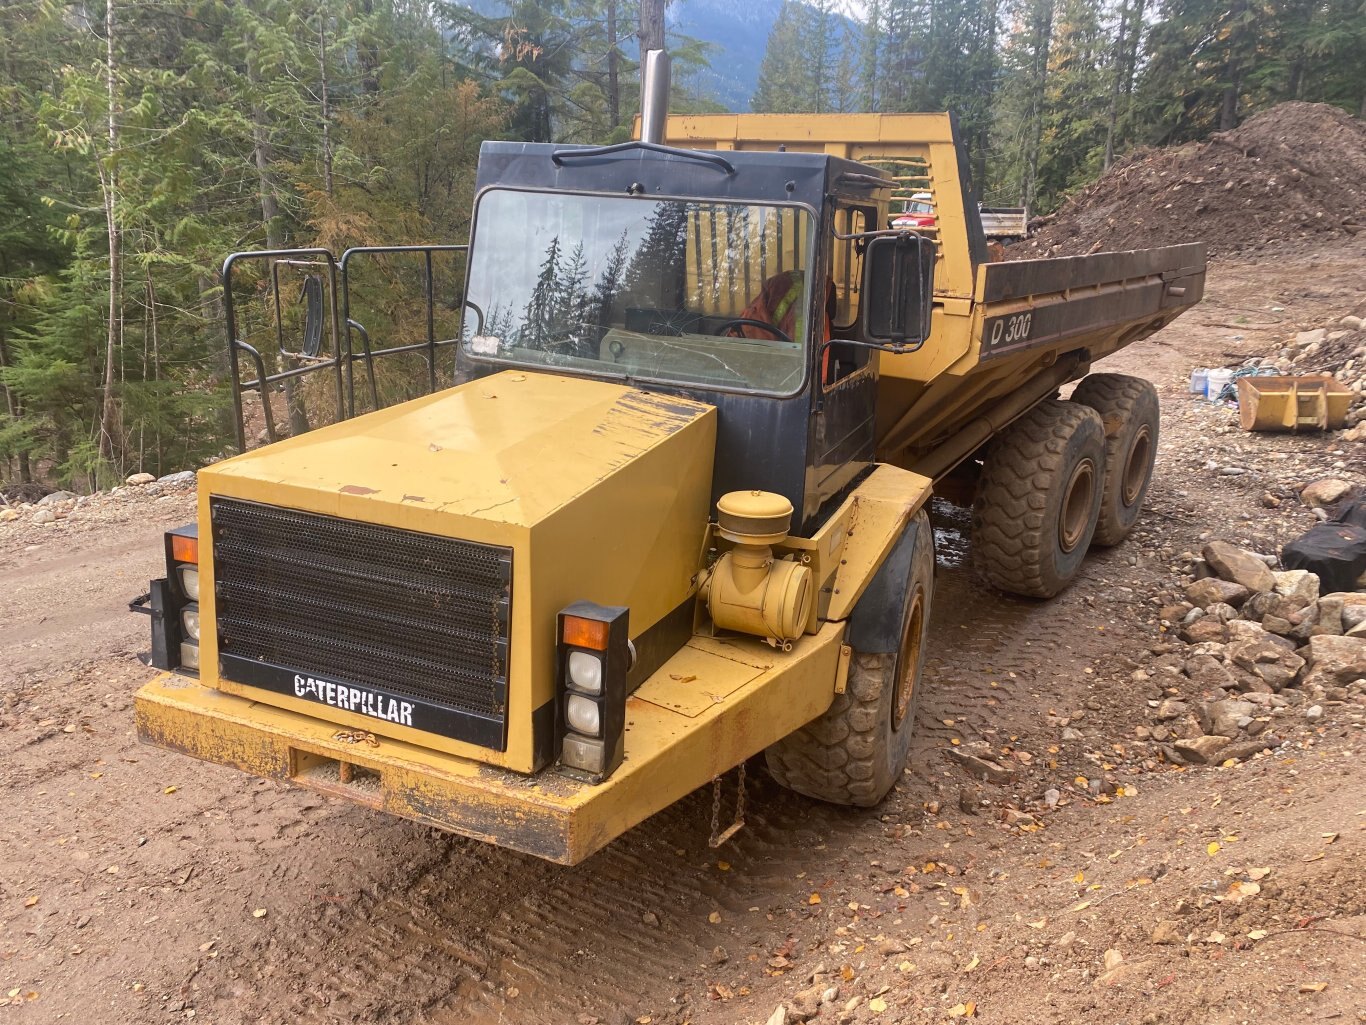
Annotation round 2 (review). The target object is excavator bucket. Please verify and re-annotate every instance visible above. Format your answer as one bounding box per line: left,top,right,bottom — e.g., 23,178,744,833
1236,375,1353,432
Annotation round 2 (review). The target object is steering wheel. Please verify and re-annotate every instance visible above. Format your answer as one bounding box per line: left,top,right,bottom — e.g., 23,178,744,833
716,318,793,344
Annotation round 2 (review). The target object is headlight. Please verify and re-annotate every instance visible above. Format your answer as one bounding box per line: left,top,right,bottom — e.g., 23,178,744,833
567,651,603,694
557,602,629,781
178,565,200,601
179,639,200,670
565,694,601,736
181,604,201,641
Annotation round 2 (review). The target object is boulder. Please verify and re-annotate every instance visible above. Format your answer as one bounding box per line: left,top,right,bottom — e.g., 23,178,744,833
157,470,196,486
1203,699,1256,738
1155,699,1189,721
126,472,155,486
1299,478,1352,508
1174,735,1230,764
1184,654,1238,690
1302,635,1366,689
1243,591,1310,621
1159,602,1194,625
1186,578,1251,610
1293,328,1327,349
1227,636,1305,691
1183,618,1229,644
1262,615,1294,636
1203,541,1277,593
32,508,56,525
1316,596,1345,636
1273,569,1320,604
1227,619,1271,642
1205,602,1239,623
36,490,77,506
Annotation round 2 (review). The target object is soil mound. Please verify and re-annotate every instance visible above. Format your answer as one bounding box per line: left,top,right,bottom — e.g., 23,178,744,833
1012,102,1366,260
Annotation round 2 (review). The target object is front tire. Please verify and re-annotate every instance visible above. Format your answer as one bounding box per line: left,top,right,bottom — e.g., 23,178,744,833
1069,373,1159,546
972,399,1105,598
765,509,934,807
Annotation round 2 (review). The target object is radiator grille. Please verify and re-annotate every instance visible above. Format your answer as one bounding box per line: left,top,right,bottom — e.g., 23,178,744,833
210,497,511,744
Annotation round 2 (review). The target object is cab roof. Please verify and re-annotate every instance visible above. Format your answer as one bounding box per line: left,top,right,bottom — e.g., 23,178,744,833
473,141,890,210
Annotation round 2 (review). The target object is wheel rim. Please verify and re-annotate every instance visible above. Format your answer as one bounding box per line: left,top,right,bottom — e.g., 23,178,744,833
1121,425,1152,507
891,587,924,729
1058,458,1096,553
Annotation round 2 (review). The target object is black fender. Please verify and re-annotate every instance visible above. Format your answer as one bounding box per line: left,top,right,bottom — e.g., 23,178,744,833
846,511,934,653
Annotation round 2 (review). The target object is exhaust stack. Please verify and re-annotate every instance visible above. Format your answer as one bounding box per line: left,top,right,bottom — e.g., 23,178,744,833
639,48,671,145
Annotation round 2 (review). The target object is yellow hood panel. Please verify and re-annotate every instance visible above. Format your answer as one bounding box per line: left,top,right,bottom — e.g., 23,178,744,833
209,372,713,527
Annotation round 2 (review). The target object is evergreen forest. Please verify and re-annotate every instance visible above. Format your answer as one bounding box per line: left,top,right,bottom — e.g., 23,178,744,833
1,0,1361,489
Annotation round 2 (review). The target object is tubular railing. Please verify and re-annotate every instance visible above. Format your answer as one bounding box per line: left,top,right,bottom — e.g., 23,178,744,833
222,244,469,452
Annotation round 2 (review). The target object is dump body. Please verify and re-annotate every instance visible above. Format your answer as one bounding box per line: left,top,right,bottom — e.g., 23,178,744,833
656,113,1206,477
979,206,1029,240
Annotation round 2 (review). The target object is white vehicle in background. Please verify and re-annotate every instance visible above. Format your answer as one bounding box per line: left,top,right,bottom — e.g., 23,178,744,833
892,192,1029,243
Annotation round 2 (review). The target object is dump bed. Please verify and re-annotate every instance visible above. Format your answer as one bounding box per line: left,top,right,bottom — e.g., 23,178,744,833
656,114,1207,476
980,206,1028,239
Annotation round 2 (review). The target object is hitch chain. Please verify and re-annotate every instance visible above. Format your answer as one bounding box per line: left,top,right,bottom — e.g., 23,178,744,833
708,761,747,849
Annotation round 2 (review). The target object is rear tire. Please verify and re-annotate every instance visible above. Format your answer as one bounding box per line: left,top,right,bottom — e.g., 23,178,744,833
765,509,934,807
1069,373,1159,546
972,399,1104,598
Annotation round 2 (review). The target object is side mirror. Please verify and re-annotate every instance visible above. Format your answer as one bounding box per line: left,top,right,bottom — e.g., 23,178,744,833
863,234,935,349
299,274,324,357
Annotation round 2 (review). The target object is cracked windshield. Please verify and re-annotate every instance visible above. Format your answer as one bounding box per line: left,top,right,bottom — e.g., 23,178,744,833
462,189,813,393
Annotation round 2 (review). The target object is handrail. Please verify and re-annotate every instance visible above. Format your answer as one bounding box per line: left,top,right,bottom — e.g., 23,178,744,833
222,244,472,452
338,244,468,416
223,248,342,453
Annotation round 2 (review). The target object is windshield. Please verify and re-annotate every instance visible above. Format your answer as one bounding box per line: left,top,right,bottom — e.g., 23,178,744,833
462,189,814,394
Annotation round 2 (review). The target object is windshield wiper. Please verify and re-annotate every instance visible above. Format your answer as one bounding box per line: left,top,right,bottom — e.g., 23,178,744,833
550,141,735,176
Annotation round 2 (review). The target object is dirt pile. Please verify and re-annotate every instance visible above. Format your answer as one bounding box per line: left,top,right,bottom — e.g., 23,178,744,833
1014,102,1366,259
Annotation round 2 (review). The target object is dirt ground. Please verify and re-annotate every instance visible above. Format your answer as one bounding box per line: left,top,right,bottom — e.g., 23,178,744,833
2,240,1363,1025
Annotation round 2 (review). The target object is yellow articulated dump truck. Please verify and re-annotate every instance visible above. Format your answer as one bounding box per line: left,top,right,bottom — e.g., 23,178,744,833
132,56,1204,864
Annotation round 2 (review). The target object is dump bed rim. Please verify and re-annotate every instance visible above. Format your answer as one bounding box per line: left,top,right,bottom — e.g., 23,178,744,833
982,242,1207,302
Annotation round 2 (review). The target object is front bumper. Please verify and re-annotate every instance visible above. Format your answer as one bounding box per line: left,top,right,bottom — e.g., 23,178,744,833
135,623,844,864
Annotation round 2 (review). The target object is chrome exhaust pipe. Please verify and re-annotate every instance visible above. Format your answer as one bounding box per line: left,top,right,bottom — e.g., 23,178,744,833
639,48,671,145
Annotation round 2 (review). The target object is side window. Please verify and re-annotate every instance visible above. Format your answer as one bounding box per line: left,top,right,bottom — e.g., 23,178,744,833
832,205,873,332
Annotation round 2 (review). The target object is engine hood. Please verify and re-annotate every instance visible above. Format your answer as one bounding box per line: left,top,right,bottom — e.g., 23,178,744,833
195,372,717,772
207,371,712,527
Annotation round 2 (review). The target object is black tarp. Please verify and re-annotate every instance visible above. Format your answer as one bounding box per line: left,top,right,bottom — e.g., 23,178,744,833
1281,499,1366,594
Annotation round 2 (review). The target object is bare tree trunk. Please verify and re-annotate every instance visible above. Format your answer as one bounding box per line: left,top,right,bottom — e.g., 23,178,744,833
638,0,668,54
247,51,309,438
98,0,123,473
1022,0,1054,208
0,326,31,482
1219,78,1239,131
1103,0,1130,169
147,269,162,472
606,0,620,129
318,0,334,196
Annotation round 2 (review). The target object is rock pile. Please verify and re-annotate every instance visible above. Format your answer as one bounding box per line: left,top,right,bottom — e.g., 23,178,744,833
1012,102,1366,259
0,470,196,526
1151,532,1366,766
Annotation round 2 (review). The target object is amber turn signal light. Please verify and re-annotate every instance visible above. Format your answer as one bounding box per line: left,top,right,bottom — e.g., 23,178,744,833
171,533,199,565
562,615,609,651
